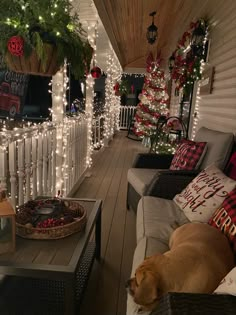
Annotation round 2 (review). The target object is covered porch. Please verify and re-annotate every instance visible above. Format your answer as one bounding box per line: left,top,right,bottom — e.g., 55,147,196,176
0,0,236,314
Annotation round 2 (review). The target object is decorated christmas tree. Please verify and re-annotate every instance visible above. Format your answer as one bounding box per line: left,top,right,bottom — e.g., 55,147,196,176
133,53,169,148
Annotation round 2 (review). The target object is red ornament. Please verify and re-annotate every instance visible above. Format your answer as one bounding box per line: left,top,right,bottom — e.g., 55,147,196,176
7,36,24,56
91,66,102,79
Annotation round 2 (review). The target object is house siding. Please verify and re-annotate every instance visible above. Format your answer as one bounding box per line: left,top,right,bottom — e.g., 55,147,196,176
168,0,236,137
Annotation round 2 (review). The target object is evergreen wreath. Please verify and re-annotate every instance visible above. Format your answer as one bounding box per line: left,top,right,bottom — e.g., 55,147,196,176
0,0,93,78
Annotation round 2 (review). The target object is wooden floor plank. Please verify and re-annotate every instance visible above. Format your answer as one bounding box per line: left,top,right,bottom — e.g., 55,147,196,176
76,131,146,315
75,133,125,199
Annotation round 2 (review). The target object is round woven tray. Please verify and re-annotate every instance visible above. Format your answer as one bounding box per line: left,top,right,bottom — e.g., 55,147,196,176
16,200,87,240
5,43,61,77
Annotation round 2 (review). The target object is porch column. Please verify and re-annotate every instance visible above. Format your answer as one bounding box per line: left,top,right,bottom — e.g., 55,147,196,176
52,67,66,196
85,22,97,167
104,52,122,146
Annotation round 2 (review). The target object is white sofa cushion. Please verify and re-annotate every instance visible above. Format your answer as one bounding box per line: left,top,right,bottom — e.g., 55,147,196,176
137,196,190,243
126,236,169,315
127,168,159,195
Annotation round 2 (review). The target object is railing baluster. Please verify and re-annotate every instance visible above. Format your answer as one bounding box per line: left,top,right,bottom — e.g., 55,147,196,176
9,142,17,209
42,131,48,195
52,129,57,197
32,137,37,199
37,133,43,196
17,139,25,206
47,131,52,196
25,137,32,202
0,146,7,192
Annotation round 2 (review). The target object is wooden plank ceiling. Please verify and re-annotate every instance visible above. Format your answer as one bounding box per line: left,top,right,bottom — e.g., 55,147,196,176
93,0,210,72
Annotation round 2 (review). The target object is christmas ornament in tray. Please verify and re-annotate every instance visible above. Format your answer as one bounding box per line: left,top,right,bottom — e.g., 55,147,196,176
16,198,87,240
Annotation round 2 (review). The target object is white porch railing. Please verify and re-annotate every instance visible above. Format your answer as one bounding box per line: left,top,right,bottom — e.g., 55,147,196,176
0,106,136,209
119,105,136,130
0,115,88,209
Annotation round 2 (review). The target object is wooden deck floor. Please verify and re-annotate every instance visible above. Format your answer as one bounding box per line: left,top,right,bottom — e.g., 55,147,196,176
73,131,147,315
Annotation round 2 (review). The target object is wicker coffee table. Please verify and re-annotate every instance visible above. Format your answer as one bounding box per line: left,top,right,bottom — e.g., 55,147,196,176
0,198,102,315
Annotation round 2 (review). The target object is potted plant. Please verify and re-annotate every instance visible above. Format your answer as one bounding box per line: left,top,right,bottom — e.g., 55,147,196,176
0,0,93,78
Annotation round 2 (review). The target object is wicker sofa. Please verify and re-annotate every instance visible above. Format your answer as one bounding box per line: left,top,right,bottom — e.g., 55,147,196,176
126,173,236,315
126,127,236,315
127,127,235,212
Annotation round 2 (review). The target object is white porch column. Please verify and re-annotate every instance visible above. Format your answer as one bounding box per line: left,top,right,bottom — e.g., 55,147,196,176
52,68,65,196
104,52,122,146
85,22,97,167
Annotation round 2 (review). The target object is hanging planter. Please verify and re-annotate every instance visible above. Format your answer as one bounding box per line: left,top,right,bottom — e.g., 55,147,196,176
5,43,60,76
0,0,93,78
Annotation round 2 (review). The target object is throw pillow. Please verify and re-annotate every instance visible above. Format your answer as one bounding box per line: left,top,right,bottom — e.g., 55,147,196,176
214,267,236,296
208,188,236,251
169,139,207,171
173,164,236,222
225,152,236,180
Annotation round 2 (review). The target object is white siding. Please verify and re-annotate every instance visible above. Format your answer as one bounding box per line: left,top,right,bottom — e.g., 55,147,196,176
169,0,236,136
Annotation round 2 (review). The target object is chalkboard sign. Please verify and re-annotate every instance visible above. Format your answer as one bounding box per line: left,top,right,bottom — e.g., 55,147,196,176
23,75,52,120
0,56,29,118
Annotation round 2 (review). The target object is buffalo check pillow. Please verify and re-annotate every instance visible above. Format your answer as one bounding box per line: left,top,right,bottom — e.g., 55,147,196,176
173,164,236,222
208,188,236,251
169,139,207,170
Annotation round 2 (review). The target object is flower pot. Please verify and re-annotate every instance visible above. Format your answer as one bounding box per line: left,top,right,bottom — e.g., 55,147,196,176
5,43,61,76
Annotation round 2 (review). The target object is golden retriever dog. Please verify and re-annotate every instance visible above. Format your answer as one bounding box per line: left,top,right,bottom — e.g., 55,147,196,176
126,222,234,312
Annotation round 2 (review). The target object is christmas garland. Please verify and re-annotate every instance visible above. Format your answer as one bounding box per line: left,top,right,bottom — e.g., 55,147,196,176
169,18,208,94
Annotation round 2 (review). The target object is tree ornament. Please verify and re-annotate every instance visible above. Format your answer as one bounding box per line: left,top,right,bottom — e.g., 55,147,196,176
91,66,102,79
7,36,24,56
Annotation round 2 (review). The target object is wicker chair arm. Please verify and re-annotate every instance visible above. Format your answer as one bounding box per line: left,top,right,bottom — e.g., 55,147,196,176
152,292,236,315
146,171,199,199
132,153,174,168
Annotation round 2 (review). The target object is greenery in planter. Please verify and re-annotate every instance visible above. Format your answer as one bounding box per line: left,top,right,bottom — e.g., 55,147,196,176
0,0,93,78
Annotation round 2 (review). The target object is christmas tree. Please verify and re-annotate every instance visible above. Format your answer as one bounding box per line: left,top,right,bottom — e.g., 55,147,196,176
133,53,169,147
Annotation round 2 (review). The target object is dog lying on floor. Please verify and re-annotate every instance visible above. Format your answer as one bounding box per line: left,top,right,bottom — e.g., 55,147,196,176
126,222,235,312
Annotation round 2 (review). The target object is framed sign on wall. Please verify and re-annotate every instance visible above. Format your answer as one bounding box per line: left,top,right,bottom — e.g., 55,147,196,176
199,66,215,95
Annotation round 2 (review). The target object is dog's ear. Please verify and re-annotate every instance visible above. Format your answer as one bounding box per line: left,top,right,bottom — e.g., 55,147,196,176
134,270,162,308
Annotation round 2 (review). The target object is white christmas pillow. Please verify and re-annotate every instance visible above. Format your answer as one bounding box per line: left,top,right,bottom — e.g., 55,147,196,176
214,267,236,296
173,164,236,222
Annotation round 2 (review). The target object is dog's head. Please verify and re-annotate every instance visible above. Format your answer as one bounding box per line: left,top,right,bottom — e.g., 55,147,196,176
126,257,163,312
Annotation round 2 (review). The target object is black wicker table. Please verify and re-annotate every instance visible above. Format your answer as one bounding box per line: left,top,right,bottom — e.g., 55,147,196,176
0,198,102,315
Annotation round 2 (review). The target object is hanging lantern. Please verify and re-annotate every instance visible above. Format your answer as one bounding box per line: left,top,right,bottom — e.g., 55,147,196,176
190,20,206,57
146,11,158,45
91,66,102,79
7,36,24,56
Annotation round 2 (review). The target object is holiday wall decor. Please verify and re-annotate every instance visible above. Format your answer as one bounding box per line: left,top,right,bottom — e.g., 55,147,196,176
0,0,93,78
133,52,169,148
169,19,208,94
113,79,130,96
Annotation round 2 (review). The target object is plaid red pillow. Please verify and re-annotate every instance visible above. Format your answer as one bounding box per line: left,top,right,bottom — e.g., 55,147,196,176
169,139,207,170
225,152,236,180
208,188,236,251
